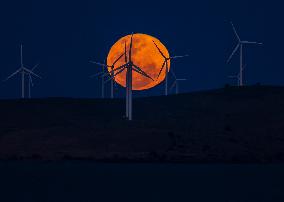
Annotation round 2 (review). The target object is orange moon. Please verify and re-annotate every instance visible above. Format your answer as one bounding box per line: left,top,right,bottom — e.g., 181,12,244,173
107,33,170,90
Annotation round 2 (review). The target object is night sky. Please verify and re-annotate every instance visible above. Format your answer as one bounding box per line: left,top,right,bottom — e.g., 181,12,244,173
0,0,281,99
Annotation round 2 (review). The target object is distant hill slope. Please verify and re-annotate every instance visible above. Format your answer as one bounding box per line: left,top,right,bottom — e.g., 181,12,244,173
0,86,284,163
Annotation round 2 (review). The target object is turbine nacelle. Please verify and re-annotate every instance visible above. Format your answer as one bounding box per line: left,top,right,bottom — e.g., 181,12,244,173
152,40,189,81
3,44,41,99
227,22,263,64
89,46,126,79
227,22,261,87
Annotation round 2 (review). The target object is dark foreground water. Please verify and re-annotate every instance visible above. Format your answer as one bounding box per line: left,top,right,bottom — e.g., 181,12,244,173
0,162,283,202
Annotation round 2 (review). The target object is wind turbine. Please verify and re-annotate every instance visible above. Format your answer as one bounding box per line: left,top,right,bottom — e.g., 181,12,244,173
169,70,187,94
3,44,41,98
90,60,106,98
227,22,262,86
27,63,40,99
107,33,153,120
153,40,188,96
90,52,125,99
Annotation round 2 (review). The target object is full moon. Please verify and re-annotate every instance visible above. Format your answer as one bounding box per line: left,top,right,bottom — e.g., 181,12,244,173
107,33,170,90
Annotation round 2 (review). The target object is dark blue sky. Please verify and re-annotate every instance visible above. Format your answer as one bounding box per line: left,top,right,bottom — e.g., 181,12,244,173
0,0,281,98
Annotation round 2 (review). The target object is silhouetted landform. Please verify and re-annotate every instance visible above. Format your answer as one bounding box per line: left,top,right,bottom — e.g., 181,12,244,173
0,85,284,163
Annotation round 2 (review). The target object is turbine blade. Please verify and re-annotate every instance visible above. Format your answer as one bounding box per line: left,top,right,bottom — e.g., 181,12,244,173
3,68,21,81
90,61,108,67
242,41,263,45
113,52,125,65
169,81,177,92
90,71,104,78
104,78,112,84
29,74,34,86
124,41,127,62
100,72,111,78
152,40,166,58
231,22,241,42
227,43,240,63
171,69,177,79
105,67,126,83
132,64,154,81
101,64,126,78
129,33,134,61
170,54,189,59
132,68,149,79
24,68,42,79
156,60,166,80
32,63,40,71
112,63,128,73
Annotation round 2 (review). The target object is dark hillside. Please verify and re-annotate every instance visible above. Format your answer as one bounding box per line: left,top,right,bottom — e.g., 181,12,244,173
0,86,284,163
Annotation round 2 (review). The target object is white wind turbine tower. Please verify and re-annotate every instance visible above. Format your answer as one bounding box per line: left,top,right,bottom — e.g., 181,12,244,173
3,44,41,98
107,33,153,120
90,52,125,99
228,64,246,86
169,70,187,94
153,40,188,96
227,22,262,86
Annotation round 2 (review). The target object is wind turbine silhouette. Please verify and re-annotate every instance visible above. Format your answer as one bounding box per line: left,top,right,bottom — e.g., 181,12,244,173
153,40,188,96
90,53,125,99
227,22,262,86
3,44,41,98
169,70,187,94
27,63,40,99
89,60,106,98
107,33,153,120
